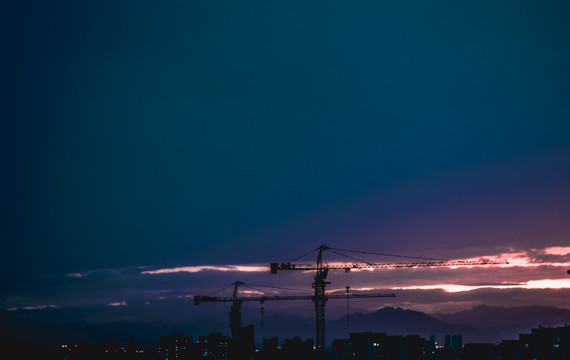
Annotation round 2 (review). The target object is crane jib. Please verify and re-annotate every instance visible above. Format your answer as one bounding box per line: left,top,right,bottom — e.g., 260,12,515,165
194,293,395,305
270,259,508,273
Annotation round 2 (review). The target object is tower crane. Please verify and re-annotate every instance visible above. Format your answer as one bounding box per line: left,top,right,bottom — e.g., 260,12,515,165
194,280,395,357
270,244,508,359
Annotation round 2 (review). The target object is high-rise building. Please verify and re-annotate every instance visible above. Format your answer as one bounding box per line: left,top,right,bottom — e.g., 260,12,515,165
262,337,279,360
159,332,193,360
196,332,230,360
231,324,255,360
282,336,313,360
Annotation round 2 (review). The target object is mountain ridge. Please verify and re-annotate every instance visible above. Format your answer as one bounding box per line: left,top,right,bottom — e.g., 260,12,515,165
431,304,570,328
3,305,570,345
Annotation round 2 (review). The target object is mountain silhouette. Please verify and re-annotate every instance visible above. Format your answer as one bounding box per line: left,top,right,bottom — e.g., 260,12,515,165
327,307,473,341
4,305,570,345
431,305,570,328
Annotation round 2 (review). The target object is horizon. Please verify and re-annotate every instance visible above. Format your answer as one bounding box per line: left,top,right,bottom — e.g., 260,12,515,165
4,243,570,321
4,302,570,347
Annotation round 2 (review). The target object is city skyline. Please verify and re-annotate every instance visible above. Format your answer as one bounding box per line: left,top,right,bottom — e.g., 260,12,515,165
4,319,570,359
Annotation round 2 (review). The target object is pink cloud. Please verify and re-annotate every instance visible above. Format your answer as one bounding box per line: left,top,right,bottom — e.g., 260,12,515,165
107,301,127,307
66,273,87,278
541,247,570,256
141,265,268,275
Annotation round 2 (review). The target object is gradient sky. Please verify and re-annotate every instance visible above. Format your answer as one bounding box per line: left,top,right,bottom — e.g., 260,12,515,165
2,0,570,325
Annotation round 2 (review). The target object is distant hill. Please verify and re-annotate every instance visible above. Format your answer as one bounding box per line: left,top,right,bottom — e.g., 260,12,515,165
431,305,570,328
3,305,570,345
0,310,66,342
429,305,570,342
0,310,226,344
328,307,475,342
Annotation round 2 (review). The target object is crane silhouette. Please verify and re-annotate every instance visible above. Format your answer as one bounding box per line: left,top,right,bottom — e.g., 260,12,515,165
194,281,395,335
194,280,395,359
270,244,508,359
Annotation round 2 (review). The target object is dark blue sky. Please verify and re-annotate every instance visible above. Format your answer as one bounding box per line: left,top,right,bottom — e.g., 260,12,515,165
2,0,570,314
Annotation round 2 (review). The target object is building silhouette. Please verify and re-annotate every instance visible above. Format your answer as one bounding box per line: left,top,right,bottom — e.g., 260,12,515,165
444,334,462,360
462,343,497,360
159,332,193,360
331,338,351,360
230,324,255,360
3,323,570,359
196,332,230,360
282,336,313,360
261,336,279,359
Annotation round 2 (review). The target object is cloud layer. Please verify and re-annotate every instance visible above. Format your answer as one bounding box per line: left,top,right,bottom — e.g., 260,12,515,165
3,245,569,324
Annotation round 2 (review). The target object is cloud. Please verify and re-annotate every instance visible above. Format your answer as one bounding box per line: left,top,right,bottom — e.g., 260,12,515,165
457,246,570,267
395,278,570,293
3,245,570,324
541,247,570,256
7,304,60,311
66,273,87,278
107,301,127,307
141,265,268,275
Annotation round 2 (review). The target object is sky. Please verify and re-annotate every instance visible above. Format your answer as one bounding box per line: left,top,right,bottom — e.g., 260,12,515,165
2,0,570,328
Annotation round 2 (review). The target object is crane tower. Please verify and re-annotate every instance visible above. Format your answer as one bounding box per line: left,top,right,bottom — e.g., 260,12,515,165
194,280,395,359
270,244,508,359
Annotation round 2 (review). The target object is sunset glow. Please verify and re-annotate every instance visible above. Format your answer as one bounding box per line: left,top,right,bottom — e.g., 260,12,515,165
139,247,570,276
6,243,570,322
396,279,570,293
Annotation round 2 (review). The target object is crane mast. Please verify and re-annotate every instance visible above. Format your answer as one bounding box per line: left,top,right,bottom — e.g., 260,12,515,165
313,245,329,357
229,280,245,339
270,244,508,359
